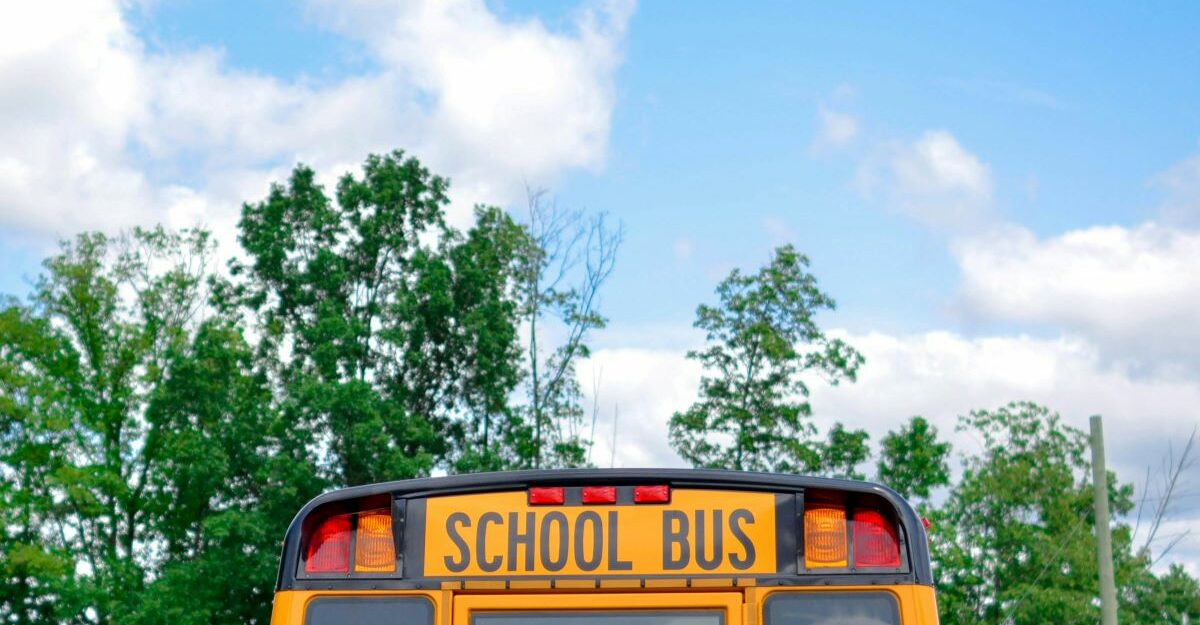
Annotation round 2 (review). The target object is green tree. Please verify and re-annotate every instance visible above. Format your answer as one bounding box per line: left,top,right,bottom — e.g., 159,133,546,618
0,228,304,625
233,152,606,478
814,422,871,480
876,415,951,501
929,402,1200,625
669,245,863,472
234,152,446,485
446,206,538,473
126,318,322,625
932,401,1141,625
1125,563,1200,624
0,303,86,624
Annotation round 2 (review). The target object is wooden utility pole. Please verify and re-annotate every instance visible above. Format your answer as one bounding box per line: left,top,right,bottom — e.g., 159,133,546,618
1090,415,1118,625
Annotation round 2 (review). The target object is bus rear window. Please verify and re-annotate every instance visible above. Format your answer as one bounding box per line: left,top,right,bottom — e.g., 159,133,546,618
764,592,899,625
474,611,723,625
306,597,433,625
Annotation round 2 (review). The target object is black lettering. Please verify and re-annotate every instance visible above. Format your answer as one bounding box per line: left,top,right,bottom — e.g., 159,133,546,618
574,511,603,571
662,510,689,570
507,511,536,571
477,512,503,572
444,513,471,572
607,511,632,570
695,510,722,570
728,509,756,570
540,511,569,571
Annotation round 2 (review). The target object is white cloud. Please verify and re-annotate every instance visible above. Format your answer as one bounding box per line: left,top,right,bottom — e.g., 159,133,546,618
0,0,155,234
807,330,1200,478
943,78,1063,110
672,237,693,262
808,329,1200,574
579,329,1200,571
309,0,633,216
1156,152,1200,226
0,0,633,244
578,348,701,468
811,106,859,151
858,130,993,231
582,330,1200,487
954,222,1200,375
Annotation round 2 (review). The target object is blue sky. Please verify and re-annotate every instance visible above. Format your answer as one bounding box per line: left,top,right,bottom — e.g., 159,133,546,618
2,0,1200,568
16,1,1196,335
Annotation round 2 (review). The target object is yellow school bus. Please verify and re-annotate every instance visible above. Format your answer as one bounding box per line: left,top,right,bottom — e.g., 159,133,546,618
270,469,939,625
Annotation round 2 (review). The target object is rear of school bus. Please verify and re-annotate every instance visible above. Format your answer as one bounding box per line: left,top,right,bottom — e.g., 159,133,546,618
270,469,939,625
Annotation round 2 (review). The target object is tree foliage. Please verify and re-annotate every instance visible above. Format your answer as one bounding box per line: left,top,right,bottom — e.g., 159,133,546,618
233,152,454,485
0,228,310,625
876,415,951,500
2,152,1198,625
926,402,1200,625
814,422,872,480
0,151,621,623
931,402,1109,625
669,246,1200,625
669,245,864,472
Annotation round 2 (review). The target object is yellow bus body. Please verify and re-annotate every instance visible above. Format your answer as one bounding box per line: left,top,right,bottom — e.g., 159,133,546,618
271,585,940,625
270,470,940,625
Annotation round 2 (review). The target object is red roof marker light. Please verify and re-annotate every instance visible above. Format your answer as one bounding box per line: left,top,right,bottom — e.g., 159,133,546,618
528,487,565,505
633,485,670,503
581,486,617,504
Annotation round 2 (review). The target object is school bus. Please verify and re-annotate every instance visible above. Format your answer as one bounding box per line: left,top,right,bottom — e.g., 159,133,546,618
270,469,939,625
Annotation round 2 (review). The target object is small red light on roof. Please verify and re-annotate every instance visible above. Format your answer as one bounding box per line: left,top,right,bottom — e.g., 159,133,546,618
633,485,670,503
528,487,565,505
581,486,617,504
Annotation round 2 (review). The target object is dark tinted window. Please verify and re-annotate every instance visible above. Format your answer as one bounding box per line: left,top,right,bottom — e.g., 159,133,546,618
306,597,434,625
764,592,899,625
474,612,722,625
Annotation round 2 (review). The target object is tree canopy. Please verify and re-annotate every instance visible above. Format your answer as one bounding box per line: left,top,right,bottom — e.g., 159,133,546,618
668,245,865,472
0,150,1196,625
0,152,618,624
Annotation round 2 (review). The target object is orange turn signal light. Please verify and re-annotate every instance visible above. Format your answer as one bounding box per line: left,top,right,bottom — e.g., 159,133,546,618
354,509,395,573
804,502,848,568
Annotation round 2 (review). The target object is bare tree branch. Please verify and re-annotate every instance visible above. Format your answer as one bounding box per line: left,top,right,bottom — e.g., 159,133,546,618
1137,426,1198,560
520,187,623,468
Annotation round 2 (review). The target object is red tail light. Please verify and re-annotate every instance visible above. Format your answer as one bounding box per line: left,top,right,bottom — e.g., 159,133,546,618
853,509,901,568
305,514,351,573
633,485,670,503
582,486,617,504
528,487,565,505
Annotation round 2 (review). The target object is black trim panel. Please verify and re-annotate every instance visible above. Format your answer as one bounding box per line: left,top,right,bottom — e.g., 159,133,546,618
404,497,427,580
773,493,797,576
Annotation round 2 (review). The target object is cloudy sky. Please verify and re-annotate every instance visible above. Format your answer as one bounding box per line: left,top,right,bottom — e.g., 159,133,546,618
2,0,1199,569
